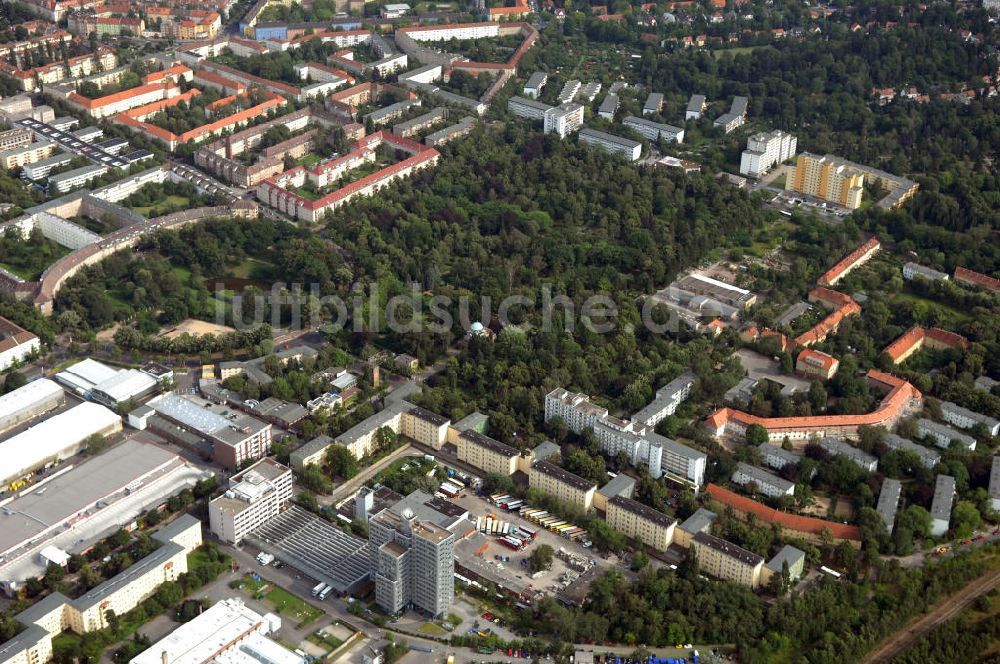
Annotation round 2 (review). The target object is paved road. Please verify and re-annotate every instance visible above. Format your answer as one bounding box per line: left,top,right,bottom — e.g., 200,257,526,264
860,565,1000,663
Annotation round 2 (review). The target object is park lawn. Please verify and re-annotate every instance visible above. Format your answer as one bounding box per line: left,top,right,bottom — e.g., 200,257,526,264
417,622,448,636
289,185,320,201
712,45,769,59
295,153,323,167
132,195,191,217
266,586,324,628
229,257,274,280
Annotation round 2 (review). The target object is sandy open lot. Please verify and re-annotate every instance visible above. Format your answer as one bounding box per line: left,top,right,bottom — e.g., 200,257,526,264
160,318,236,339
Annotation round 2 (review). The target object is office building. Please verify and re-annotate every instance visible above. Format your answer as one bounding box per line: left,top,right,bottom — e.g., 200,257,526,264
456,430,519,476
368,501,455,617
731,462,794,497
133,393,272,469
209,458,293,544
692,531,763,588
917,418,977,451
674,508,717,549
523,71,547,98
818,438,878,472
903,262,949,282
930,474,955,536
543,102,584,137
883,433,941,469
939,401,1000,436
622,115,684,143
529,460,597,512
578,128,641,161
739,129,796,178
761,545,805,585
606,496,676,552
129,598,303,664
876,478,902,534
631,372,696,426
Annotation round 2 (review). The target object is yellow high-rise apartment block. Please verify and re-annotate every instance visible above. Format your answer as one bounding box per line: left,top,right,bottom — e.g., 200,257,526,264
787,152,865,210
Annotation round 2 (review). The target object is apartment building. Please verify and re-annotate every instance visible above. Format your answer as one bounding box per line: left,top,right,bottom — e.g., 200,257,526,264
523,71,547,98
876,478,902,534
598,94,619,120
400,406,450,450
692,531,764,588
739,129,796,178
557,79,581,103
884,326,968,364
594,473,636,512
786,152,866,209
208,458,293,544
883,434,941,469
707,370,921,442
68,82,180,119
0,516,201,664
456,429,519,476
758,443,800,471
817,237,881,286
13,152,70,180
0,127,33,152
49,164,108,193
543,102,584,137
674,507,717,549
622,115,684,143
818,438,878,472
731,462,794,497
917,417,977,451
939,401,1000,436
713,95,748,133
578,128,641,161
761,545,806,586
930,474,955,536
631,372,696,427
796,349,839,380
545,387,706,486
0,140,55,169
954,266,1000,294
529,460,596,512
685,94,706,120
903,262,949,282
368,505,455,617
642,92,663,116
606,496,676,552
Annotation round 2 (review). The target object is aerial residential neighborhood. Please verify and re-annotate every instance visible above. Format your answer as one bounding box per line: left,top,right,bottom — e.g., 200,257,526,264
0,0,995,662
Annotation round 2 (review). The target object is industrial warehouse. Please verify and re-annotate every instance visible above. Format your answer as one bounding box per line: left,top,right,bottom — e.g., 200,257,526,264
0,436,212,593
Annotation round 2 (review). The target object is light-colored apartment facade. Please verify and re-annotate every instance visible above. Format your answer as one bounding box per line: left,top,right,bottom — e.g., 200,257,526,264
606,496,676,552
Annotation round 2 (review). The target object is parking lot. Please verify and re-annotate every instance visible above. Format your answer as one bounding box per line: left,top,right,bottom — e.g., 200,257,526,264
447,490,619,602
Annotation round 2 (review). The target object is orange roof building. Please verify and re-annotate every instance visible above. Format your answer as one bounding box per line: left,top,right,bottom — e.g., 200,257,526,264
705,369,921,441
883,326,969,364
954,266,1000,294
817,237,881,286
706,484,861,541
795,348,839,380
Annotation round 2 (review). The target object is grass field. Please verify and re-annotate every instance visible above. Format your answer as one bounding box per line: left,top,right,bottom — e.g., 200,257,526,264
418,622,449,636
295,153,324,167
308,630,344,650
712,45,769,59
233,574,324,628
132,195,191,217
